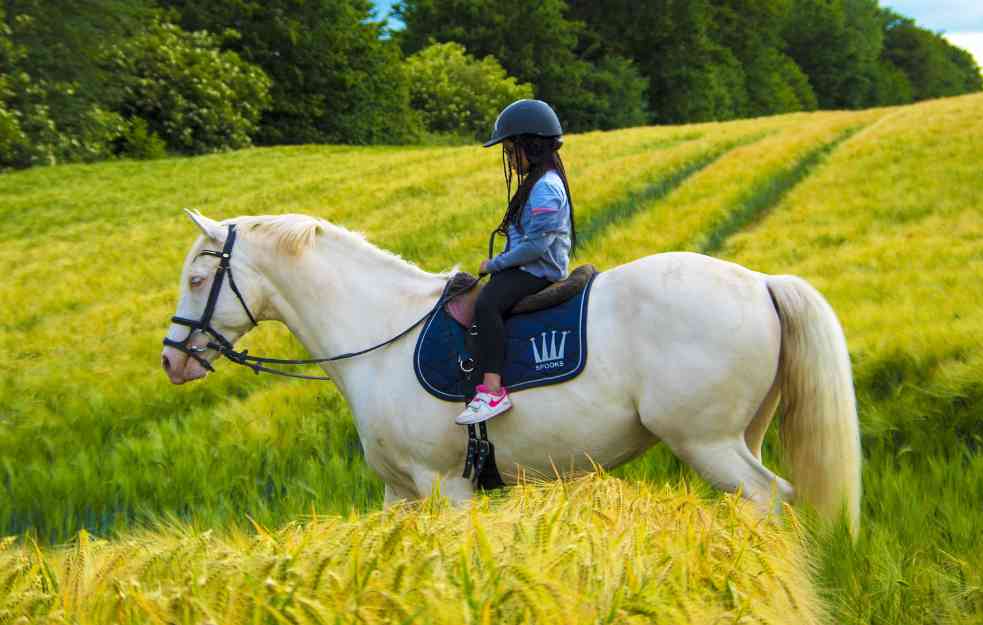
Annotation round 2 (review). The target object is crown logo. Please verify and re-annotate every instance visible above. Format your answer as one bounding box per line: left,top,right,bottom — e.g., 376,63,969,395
530,330,570,366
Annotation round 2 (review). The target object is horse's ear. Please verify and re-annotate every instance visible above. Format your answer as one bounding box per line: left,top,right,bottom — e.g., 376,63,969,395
183,208,227,243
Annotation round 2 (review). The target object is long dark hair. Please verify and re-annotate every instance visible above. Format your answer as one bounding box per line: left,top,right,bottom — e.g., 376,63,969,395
495,134,577,256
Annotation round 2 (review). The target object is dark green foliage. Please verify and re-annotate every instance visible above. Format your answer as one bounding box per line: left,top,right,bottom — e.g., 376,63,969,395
120,117,168,160
3,0,981,168
404,42,533,139
872,59,914,106
517,0,978,123
576,55,650,130
783,0,884,109
1,0,152,167
783,1,981,109
0,7,29,166
881,11,983,101
0,54,125,168
394,0,648,132
945,42,983,94
104,20,271,154
569,0,747,123
161,0,422,145
395,0,580,94
710,0,817,116
3,0,154,95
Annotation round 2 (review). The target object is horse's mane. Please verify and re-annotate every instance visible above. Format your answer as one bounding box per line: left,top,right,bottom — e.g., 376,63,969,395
231,213,456,279
233,213,324,255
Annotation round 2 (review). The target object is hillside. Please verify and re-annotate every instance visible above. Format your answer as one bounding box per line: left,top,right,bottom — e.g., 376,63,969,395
1,93,982,624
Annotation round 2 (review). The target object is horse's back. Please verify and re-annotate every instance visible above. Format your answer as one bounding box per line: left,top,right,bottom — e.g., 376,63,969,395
592,252,776,343
595,251,768,309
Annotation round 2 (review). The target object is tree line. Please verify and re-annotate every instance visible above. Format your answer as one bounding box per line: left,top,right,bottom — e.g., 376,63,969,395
1,0,979,170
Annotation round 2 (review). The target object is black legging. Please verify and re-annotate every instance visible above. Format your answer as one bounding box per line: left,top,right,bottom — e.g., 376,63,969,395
474,267,552,376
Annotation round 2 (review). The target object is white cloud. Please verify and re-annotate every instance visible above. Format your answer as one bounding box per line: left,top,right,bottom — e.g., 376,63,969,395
944,32,983,72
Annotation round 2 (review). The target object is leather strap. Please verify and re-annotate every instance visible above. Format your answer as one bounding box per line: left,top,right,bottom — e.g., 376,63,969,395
165,225,486,381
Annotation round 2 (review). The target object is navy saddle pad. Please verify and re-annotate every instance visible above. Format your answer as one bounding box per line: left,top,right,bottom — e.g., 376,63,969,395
413,273,598,402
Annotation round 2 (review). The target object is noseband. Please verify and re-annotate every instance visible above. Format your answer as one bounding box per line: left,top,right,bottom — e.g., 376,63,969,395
163,223,482,381
163,224,259,373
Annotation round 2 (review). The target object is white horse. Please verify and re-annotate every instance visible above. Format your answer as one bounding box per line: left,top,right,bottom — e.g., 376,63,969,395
161,211,862,535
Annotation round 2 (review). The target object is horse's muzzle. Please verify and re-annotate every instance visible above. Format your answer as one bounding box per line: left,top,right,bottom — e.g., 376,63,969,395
161,343,210,384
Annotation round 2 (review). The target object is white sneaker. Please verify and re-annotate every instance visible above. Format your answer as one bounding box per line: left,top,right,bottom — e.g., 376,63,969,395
455,385,513,425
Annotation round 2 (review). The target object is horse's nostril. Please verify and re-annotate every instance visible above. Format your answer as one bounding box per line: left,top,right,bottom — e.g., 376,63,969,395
162,354,171,371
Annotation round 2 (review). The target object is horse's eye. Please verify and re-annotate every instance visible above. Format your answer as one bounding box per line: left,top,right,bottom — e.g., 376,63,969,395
190,276,205,288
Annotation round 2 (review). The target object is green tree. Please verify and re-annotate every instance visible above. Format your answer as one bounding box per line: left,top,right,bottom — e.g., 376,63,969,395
3,0,154,90
104,20,271,154
783,0,883,108
881,11,983,101
871,58,914,105
161,0,422,145
0,5,29,166
395,0,581,101
710,0,816,116
404,42,532,139
570,0,746,123
577,55,650,130
944,42,983,94
2,0,153,163
395,0,648,132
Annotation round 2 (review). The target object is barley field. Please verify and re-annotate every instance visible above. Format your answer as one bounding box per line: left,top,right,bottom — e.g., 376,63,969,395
1,93,981,624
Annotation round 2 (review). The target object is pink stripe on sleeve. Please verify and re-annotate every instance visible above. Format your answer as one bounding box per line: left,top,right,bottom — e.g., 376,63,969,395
531,206,560,215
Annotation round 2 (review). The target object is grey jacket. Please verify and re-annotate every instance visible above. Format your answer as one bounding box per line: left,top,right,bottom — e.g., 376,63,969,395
485,170,571,282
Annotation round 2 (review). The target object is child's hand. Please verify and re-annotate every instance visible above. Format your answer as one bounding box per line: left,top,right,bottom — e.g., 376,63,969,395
479,259,491,274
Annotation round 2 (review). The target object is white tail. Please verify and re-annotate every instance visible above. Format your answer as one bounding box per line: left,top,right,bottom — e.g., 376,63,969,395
767,275,862,537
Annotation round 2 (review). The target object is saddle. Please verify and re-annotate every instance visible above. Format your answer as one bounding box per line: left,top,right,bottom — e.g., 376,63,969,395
416,265,600,491
445,264,599,327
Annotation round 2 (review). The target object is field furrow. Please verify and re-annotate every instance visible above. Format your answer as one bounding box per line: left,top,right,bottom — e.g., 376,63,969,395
575,131,770,247
580,108,888,268
696,123,868,254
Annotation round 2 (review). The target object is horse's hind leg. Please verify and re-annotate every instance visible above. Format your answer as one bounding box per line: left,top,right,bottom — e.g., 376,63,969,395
744,375,781,460
670,438,794,512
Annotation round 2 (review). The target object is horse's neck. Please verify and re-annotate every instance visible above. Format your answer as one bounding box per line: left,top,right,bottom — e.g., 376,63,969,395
261,234,445,378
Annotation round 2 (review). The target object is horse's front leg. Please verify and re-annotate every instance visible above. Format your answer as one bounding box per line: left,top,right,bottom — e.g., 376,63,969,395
383,483,415,508
410,466,476,504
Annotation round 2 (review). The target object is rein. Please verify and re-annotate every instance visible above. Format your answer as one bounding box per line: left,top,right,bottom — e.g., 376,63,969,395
164,224,485,381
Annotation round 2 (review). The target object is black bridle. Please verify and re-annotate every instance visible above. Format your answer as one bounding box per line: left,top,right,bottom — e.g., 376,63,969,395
163,224,481,381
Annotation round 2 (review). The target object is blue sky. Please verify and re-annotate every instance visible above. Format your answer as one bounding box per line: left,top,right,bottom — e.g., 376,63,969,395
880,1,983,31
373,1,982,67
373,0,398,25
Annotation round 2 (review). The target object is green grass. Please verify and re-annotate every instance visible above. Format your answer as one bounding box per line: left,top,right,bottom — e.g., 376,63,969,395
1,94,982,623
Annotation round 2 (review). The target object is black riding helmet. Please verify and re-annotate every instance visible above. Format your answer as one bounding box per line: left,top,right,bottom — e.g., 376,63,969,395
483,99,563,148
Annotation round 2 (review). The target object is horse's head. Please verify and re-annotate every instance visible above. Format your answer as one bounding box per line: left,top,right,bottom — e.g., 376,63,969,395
161,210,268,384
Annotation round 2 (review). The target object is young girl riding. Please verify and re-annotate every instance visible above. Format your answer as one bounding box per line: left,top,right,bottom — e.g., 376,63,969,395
455,99,576,426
